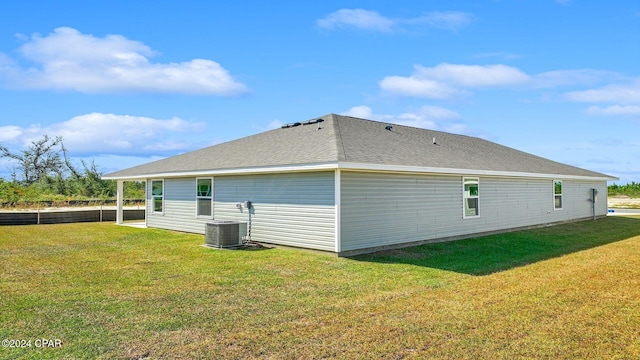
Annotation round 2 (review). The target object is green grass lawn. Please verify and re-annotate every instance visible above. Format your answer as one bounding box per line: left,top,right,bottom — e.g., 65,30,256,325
1,217,639,359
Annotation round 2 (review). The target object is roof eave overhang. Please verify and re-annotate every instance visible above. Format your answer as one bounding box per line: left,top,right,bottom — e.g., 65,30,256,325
102,161,618,182
339,162,618,181
101,162,339,181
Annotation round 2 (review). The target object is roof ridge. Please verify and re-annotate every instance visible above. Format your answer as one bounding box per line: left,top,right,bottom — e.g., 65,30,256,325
335,113,480,140
331,114,348,162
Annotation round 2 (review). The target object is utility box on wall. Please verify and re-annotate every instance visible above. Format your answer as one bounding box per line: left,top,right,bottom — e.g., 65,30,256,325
205,220,247,248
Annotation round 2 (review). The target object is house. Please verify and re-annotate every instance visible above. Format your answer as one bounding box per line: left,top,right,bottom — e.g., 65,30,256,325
103,114,617,256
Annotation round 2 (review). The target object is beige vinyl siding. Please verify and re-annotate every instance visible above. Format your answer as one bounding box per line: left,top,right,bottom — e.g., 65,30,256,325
145,172,335,251
554,179,608,219
146,172,335,251
339,171,607,252
146,178,207,233
213,172,335,251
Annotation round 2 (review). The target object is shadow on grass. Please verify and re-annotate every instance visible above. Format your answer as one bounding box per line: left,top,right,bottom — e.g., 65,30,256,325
353,217,640,276
202,242,273,252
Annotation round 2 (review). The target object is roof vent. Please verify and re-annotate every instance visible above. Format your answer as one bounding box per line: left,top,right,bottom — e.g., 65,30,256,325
385,125,393,131
302,118,324,126
281,122,302,129
282,119,325,130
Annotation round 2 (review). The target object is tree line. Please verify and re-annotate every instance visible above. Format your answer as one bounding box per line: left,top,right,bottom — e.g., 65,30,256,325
0,135,144,205
608,182,640,198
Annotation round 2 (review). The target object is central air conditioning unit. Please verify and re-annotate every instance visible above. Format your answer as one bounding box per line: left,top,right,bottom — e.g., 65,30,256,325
205,220,247,248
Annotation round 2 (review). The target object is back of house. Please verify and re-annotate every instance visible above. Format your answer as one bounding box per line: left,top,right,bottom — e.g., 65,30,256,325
104,114,616,255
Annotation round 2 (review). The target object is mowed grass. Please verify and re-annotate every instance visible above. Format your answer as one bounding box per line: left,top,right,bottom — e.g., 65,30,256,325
1,218,639,359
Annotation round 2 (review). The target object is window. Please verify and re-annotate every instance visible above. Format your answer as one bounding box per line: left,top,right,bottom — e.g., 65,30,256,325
554,180,563,210
151,180,164,214
196,178,212,217
463,177,479,218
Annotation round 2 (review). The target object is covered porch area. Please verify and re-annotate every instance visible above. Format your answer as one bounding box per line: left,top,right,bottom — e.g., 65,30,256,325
114,179,147,226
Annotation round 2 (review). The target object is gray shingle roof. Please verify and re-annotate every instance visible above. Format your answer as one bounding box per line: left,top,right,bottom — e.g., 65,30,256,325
103,114,616,180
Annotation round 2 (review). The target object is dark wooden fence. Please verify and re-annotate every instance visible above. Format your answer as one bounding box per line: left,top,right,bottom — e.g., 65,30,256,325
0,209,145,225
0,199,145,209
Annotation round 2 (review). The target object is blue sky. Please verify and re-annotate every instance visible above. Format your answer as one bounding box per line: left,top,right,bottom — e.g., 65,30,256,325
0,1,638,183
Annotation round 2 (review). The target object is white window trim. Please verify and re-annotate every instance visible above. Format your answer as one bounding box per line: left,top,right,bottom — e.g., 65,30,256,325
195,177,214,218
463,177,480,219
151,179,164,215
553,180,563,211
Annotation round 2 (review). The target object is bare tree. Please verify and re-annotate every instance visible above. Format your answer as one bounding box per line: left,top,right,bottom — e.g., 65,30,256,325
0,135,65,185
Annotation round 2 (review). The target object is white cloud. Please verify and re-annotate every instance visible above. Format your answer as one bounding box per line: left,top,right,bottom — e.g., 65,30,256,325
412,11,475,30
585,105,640,117
0,126,23,142
379,75,457,98
380,63,530,98
267,120,284,130
342,105,375,119
317,9,395,32
379,63,631,102
1,113,206,156
395,105,464,132
422,63,530,87
553,77,640,119
564,81,640,104
559,78,640,119
0,27,248,95
342,105,466,133
474,51,525,61
0,52,16,67
533,69,621,88
317,9,473,32
81,154,167,175
391,112,438,130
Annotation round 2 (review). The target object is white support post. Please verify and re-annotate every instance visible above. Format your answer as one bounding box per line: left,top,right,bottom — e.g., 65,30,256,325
334,169,341,254
116,180,124,224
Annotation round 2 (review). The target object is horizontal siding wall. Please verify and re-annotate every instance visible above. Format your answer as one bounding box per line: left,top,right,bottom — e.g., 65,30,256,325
340,171,607,252
560,180,608,219
146,178,211,233
146,172,336,251
213,172,335,251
